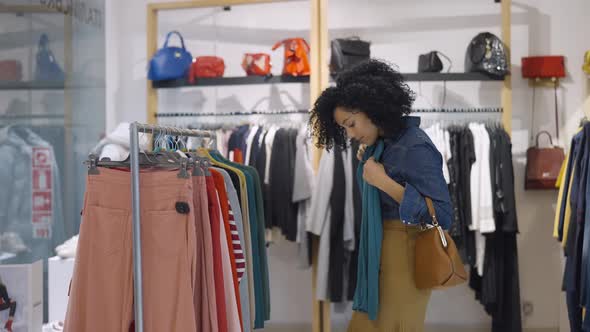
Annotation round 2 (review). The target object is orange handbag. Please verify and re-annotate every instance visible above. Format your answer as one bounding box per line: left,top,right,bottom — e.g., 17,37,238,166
242,53,272,76
189,56,225,82
272,38,310,76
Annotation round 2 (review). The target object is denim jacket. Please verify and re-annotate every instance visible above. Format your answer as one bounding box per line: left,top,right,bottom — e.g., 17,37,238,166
379,116,453,230
0,125,66,261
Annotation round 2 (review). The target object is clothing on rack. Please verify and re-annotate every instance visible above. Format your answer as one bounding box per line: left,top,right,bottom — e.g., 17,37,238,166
65,138,273,331
430,121,521,332
554,122,590,332
213,122,315,254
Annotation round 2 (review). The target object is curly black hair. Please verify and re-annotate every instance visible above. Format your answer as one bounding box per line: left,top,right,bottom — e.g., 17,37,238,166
309,59,415,150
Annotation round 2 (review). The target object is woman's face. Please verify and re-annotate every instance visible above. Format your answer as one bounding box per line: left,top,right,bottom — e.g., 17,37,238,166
334,106,380,146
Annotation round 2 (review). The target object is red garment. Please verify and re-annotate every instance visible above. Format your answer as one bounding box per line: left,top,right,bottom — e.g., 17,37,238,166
205,176,228,332
233,149,244,164
210,169,244,332
192,176,217,332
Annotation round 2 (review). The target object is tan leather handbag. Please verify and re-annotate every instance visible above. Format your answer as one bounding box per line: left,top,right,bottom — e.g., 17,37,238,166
414,197,467,290
525,131,564,190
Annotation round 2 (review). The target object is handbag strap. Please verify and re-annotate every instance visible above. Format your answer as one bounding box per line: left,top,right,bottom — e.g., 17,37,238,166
554,81,560,139
536,130,554,147
38,34,50,51
272,39,285,51
424,197,439,227
435,51,453,73
163,31,187,50
424,197,448,248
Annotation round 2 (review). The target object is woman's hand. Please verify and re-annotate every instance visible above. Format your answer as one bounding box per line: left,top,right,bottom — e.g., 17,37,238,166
363,157,387,188
357,144,367,161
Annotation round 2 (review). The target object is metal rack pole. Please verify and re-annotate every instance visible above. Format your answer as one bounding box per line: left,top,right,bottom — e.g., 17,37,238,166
130,122,144,332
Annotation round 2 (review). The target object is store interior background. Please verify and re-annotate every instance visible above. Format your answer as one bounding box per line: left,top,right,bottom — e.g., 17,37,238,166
104,0,589,330
2,0,588,331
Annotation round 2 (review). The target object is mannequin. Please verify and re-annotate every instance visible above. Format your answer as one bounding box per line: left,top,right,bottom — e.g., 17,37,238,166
0,276,16,332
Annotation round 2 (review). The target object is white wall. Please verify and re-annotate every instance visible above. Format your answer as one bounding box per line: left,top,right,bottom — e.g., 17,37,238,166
106,0,590,329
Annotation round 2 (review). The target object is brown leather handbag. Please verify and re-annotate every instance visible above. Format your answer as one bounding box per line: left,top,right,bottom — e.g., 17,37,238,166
525,131,564,190
414,197,467,290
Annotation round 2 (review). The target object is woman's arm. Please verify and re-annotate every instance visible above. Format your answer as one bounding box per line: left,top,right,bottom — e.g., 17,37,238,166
362,159,405,203
365,142,453,229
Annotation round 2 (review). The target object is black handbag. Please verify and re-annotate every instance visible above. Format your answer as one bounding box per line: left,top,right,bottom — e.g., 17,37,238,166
330,37,370,75
465,32,509,78
418,51,443,73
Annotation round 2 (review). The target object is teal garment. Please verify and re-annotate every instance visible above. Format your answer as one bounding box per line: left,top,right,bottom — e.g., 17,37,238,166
210,151,269,328
352,140,385,321
250,170,271,320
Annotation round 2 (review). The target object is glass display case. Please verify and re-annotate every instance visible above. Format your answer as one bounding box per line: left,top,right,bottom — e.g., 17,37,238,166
0,0,105,324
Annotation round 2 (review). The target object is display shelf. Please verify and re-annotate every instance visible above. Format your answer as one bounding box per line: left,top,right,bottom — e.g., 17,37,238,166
152,72,503,89
0,81,106,90
402,72,504,82
152,75,310,88
0,4,57,14
0,81,64,90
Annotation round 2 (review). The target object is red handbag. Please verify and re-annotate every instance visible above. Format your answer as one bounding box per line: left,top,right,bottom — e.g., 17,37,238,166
189,56,225,82
272,38,310,76
0,60,22,81
521,56,565,79
242,53,271,76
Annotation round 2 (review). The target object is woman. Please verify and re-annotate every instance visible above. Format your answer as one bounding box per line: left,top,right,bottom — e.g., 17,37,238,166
310,59,453,331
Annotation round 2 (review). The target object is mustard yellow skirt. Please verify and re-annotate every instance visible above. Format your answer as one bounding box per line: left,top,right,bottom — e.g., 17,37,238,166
347,220,432,332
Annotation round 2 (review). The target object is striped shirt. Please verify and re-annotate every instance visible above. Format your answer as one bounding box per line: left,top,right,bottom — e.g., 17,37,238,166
228,200,246,281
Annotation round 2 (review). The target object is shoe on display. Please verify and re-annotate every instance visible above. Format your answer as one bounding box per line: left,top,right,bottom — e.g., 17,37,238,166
2,319,12,332
51,321,64,331
55,235,78,259
0,233,29,254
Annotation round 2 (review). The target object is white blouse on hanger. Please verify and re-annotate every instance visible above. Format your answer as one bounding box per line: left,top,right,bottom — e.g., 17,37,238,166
468,122,495,277
424,123,451,184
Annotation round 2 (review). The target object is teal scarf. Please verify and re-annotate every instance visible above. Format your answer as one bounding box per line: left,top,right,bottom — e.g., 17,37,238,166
352,140,384,320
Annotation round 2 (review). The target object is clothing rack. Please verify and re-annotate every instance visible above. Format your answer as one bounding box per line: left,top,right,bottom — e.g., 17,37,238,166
87,122,214,332
155,109,310,118
413,107,503,113
155,108,502,118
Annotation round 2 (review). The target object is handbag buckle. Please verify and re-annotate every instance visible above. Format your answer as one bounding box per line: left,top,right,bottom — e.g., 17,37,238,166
437,226,448,248
420,222,434,231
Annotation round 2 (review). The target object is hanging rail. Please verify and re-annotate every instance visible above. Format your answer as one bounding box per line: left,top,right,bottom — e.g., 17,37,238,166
155,109,310,118
155,108,501,118
413,107,503,113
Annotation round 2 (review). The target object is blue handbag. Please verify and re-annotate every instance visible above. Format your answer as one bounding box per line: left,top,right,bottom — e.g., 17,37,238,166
148,31,193,81
35,34,65,82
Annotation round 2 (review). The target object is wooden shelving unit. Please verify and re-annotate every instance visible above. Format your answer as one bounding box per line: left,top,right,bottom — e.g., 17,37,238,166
145,1,513,332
